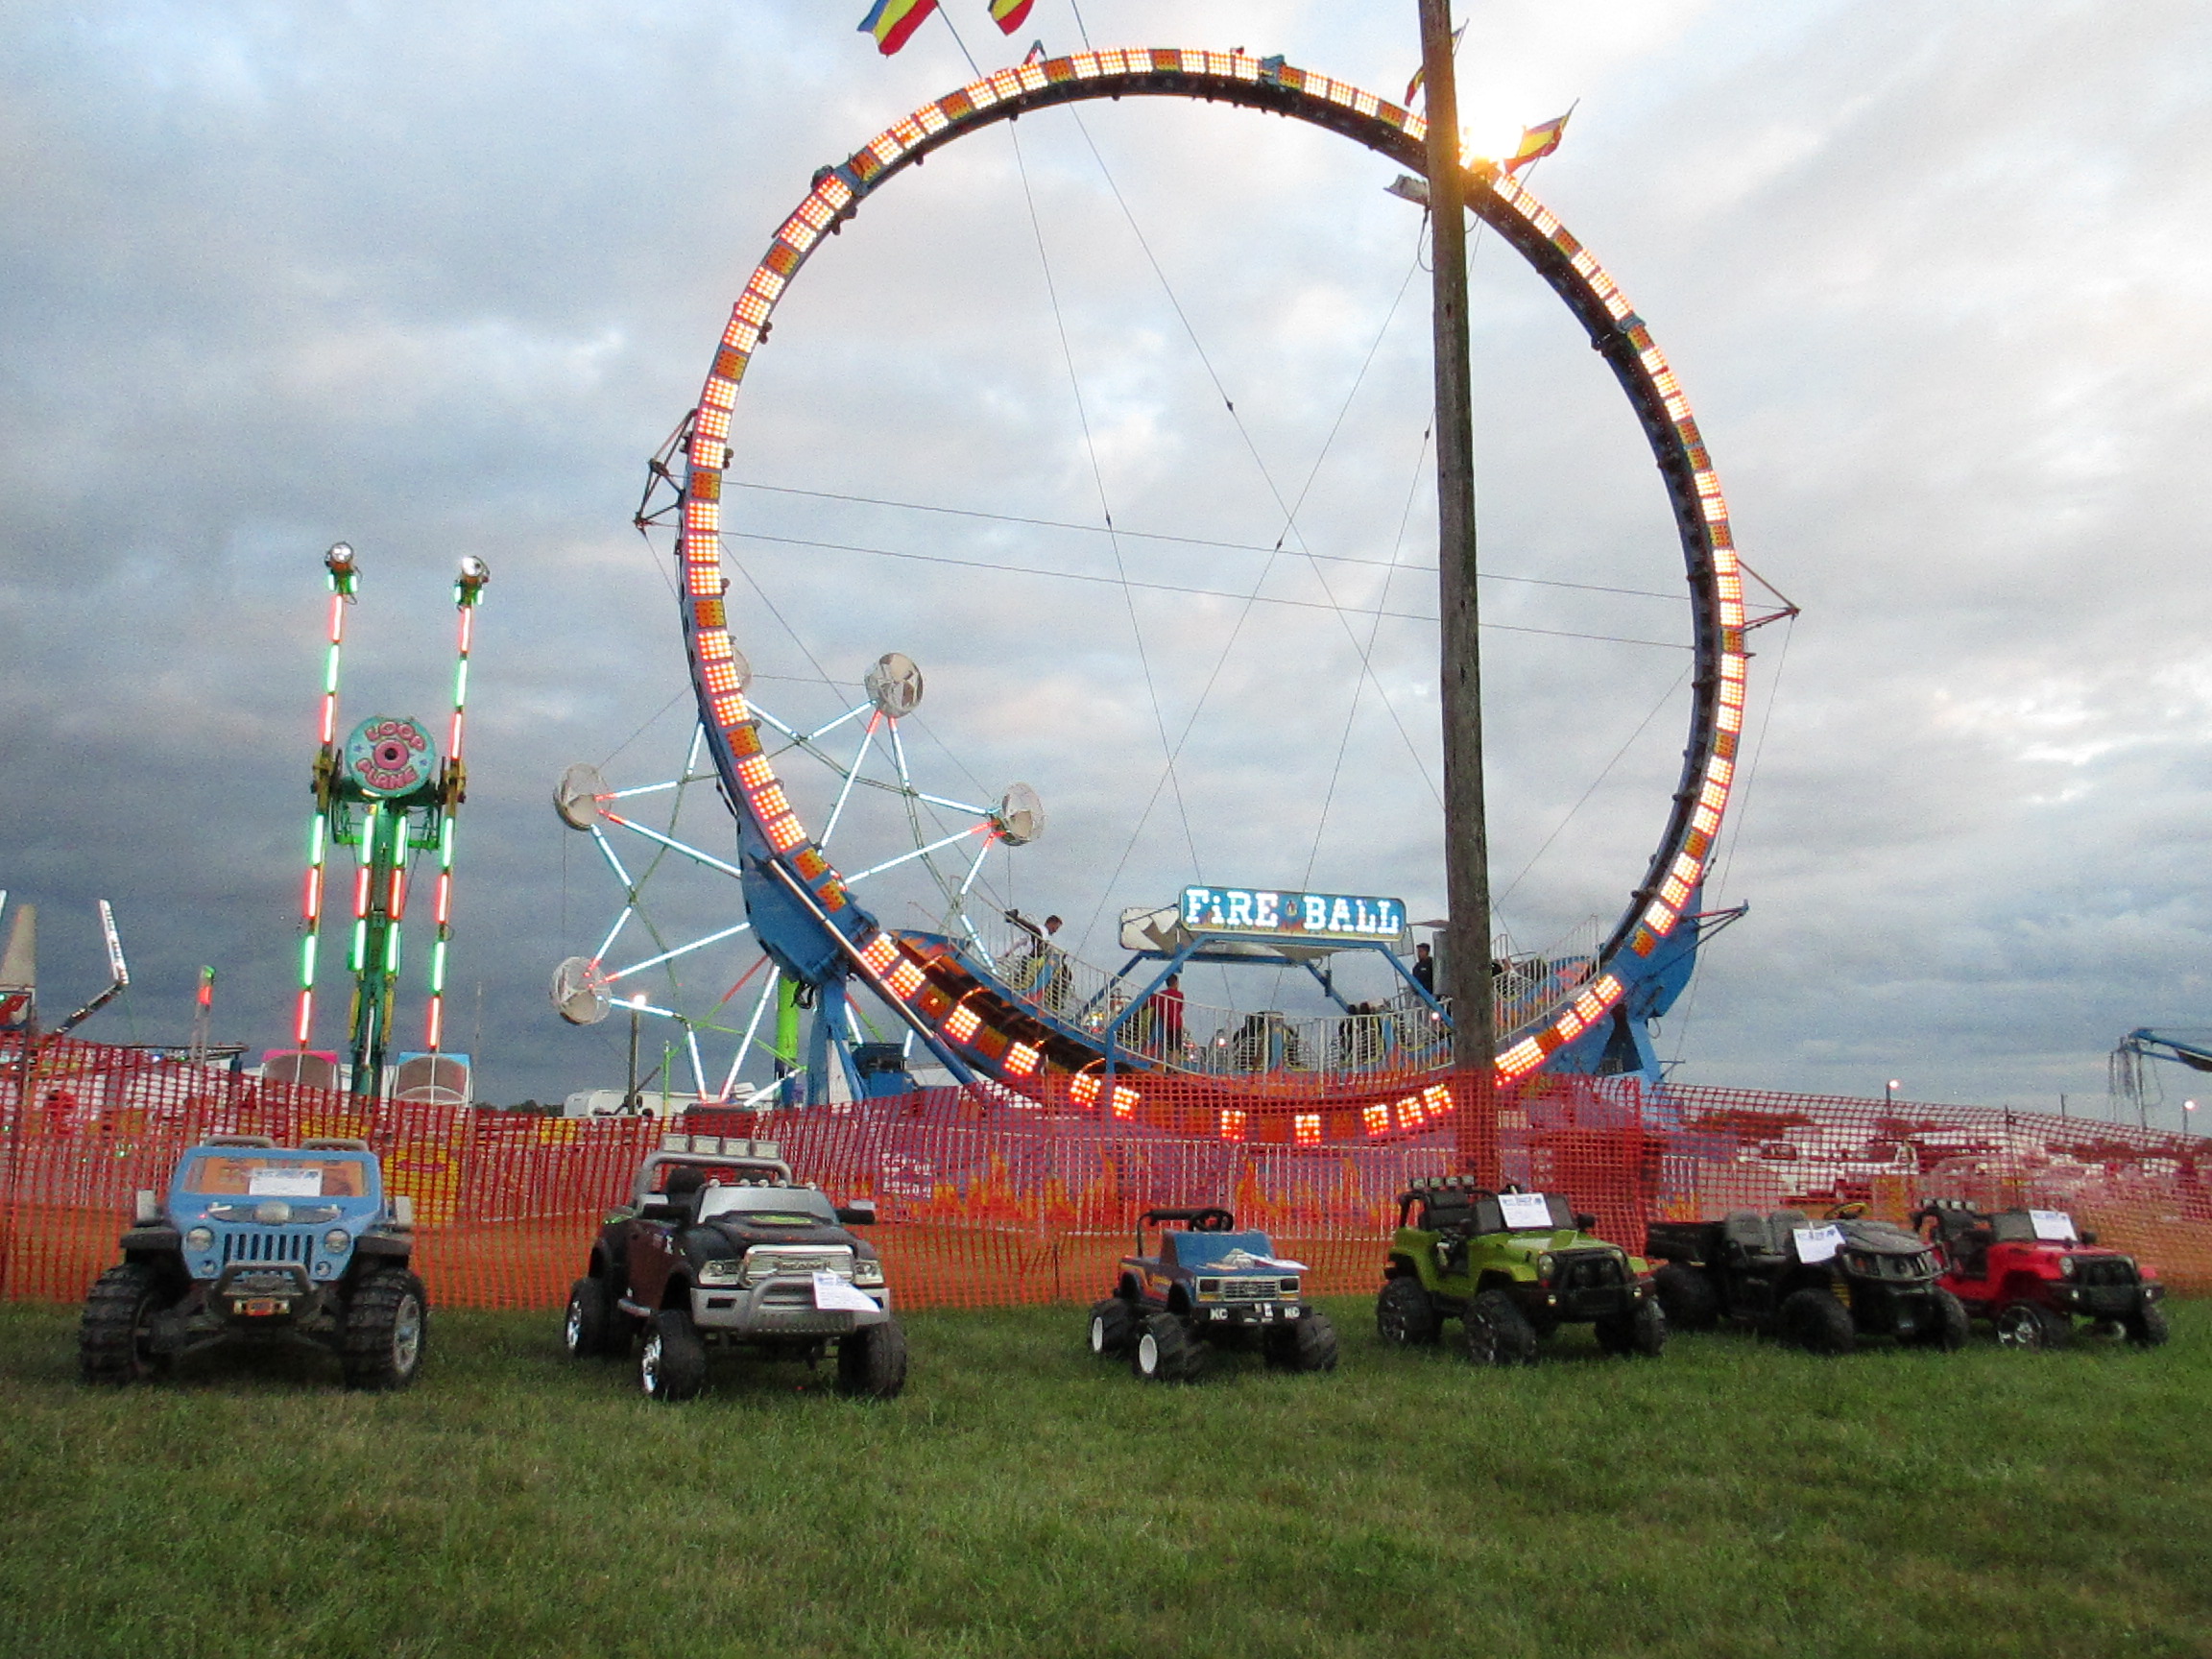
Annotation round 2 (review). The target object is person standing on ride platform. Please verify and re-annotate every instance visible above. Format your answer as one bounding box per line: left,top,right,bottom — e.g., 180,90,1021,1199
1411,942,1435,997
1149,972,1186,1059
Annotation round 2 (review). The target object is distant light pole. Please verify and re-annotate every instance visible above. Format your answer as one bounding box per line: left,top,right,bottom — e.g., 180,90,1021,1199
1885,1078,1901,1107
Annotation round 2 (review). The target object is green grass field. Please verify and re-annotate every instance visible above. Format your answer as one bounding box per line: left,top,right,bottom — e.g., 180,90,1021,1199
1,1297,2206,1659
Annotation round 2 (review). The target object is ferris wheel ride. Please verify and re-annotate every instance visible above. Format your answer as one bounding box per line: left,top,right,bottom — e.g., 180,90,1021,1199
551,646,1044,1106
616,46,1780,1132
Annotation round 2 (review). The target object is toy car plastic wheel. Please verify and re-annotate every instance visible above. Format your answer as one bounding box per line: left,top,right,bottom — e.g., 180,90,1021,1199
1467,1289,1539,1366
639,1309,708,1403
341,1269,428,1391
1264,1312,1339,1373
1778,1286,1855,1356
1375,1277,1440,1347
1131,1311,1204,1382
1993,1300,2069,1351
1917,1287,1970,1352
565,1277,614,1359
1088,1297,1135,1358
1596,1297,1668,1358
2124,1302,2170,1347
79,1262,171,1385
837,1317,909,1399
1652,1262,1720,1332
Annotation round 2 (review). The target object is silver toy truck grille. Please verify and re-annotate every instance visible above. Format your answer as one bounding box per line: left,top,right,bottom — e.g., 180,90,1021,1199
1221,1278,1292,1301
222,1230,314,1266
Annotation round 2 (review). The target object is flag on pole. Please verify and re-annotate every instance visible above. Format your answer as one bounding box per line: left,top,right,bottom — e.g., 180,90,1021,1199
989,0,1035,34
858,0,938,55
1503,109,1573,174
1404,20,1468,106
1022,38,1047,65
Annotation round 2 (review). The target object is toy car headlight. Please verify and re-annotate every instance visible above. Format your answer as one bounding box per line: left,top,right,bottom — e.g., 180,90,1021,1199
185,1226,214,1252
1279,1277,1300,1297
852,1259,885,1286
2058,1257,2076,1278
1536,1253,1556,1280
1196,1277,1222,1298
698,1260,744,1286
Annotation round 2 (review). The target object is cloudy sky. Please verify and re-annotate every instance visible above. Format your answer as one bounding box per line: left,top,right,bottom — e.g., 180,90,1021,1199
4,0,2207,1119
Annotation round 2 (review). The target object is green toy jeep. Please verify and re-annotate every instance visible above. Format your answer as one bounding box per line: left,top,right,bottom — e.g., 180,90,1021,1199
1376,1177,1666,1363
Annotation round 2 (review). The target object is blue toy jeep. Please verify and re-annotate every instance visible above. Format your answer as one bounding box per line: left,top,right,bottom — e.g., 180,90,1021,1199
79,1135,426,1389
1086,1206,1338,1382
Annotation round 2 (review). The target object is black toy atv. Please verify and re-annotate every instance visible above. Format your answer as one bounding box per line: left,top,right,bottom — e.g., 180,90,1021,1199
1086,1207,1337,1382
1646,1204,1967,1355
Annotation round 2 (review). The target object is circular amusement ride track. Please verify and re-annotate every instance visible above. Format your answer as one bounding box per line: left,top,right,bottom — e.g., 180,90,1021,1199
637,48,1752,1137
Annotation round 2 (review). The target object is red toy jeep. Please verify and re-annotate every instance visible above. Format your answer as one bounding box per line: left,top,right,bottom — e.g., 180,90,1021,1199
1912,1199,2167,1350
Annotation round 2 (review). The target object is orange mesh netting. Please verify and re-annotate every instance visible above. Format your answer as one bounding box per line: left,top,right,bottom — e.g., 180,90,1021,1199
4,1035,2206,1309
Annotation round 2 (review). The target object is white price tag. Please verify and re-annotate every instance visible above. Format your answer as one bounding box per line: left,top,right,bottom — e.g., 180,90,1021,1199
811,1271,879,1312
248,1167,323,1197
1499,1192,1553,1230
2030,1209,2078,1242
1792,1224,1845,1264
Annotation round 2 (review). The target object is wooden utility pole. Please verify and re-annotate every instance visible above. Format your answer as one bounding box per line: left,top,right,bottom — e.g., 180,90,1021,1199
1418,0,1500,1110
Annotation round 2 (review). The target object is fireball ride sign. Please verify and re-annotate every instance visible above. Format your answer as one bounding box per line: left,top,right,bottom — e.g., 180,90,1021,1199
1180,885,1408,945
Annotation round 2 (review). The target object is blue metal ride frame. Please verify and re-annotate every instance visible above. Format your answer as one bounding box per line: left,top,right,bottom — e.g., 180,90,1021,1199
733,811,980,1106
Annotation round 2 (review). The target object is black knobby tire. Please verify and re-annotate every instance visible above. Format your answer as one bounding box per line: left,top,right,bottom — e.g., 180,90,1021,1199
1652,1262,1721,1332
1918,1287,1970,1352
1460,1304,1498,1364
1993,1300,2068,1351
1470,1288,1539,1365
565,1277,613,1359
639,1308,708,1403
2125,1300,2170,1348
1088,1297,1136,1358
1778,1286,1855,1356
837,1317,909,1399
80,1262,171,1385
1597,1296,1669,1358
341,1268,429,1391
1131,1311,1204,1382
1375,1276,1440,1347
1264,1312,1340,1373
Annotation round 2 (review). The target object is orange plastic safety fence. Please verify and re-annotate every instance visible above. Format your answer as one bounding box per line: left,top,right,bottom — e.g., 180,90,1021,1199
4,1037,2207,1310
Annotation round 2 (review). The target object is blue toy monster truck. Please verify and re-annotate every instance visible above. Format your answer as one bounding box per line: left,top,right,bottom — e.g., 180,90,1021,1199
1086,1207,1338,1382
79,1135,425,1389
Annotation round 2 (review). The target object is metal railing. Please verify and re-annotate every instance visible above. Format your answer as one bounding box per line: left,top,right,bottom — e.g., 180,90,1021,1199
956,915,1603,1083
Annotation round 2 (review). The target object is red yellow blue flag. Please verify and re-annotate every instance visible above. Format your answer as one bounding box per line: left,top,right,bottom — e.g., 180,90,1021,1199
1504,109,1573,174
858,0,937,55
989,0,1035,33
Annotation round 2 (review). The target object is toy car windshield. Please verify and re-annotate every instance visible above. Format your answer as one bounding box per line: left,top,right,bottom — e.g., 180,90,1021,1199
1988,1210,2077,1242
1494,1191,1575,1231
696,1186,838,1225
1170,1231,1294,1270
177,1154,368,1198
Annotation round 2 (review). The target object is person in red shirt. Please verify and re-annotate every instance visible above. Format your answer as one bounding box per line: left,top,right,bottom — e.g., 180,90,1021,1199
1149,973,1186,1059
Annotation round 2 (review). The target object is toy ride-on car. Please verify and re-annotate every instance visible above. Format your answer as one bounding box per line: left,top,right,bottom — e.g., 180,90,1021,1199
1911,1199,2167,1350
564,1134,905,1403
79,1135,425,1389
1376,1178,1666,1363
1086,1207,1338,1382
1645,1204,1966,1355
